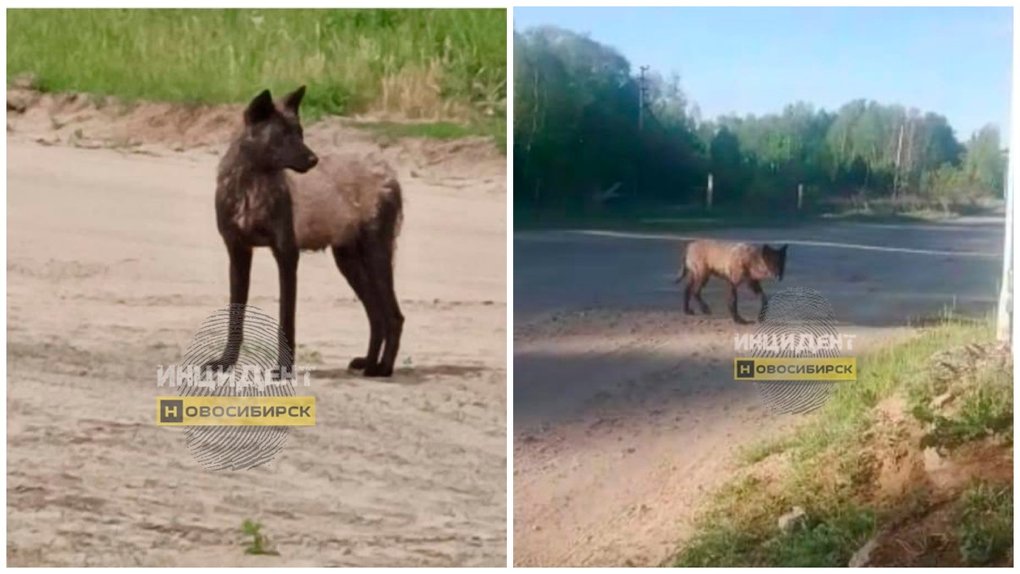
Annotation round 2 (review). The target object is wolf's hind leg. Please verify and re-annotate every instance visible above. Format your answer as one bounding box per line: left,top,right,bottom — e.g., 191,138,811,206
683,276,696,315
749,280,768,322
727,283,749,325
693,275,711,314
333,244,384,373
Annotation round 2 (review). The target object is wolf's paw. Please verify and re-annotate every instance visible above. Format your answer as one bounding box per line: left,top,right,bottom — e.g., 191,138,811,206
683,308,695,316
270,365,296,381
363,363,393,378
202,356,237,371
348,357,368,371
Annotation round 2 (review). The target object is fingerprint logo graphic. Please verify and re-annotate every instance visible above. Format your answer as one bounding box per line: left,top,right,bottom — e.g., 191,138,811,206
177,304,294,470
751,288,843,414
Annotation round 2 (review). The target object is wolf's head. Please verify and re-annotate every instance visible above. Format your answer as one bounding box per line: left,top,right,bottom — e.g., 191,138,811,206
239,86,318,173
762,244,788,280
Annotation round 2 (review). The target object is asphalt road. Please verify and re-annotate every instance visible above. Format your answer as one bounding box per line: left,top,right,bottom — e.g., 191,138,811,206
515,219,1004,327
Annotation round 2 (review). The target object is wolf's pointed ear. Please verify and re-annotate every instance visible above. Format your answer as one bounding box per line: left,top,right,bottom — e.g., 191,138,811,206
244,89,275,125
780,244,789,254
282,85,306,114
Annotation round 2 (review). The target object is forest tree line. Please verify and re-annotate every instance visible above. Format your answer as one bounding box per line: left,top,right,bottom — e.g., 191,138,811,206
514,26,1008,216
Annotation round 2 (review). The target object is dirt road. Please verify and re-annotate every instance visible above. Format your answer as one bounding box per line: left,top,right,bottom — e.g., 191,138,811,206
7,125,507,565
513,221,1003,566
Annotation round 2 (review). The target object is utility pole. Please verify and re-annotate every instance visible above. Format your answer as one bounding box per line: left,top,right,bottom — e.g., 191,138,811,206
905,114,916,191
996,151,1013,343
893,123,905,200
636,65,650,200
996,45,1016,343
638,65,649,132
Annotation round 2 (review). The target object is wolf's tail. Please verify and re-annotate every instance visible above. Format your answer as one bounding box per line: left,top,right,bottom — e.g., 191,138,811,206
674,265,687,284
674,243,689,284
380,177,403,257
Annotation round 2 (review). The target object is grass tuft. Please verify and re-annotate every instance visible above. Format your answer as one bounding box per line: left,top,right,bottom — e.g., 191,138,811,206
361,117,505,152
241,519,278,556
957,482,1013,565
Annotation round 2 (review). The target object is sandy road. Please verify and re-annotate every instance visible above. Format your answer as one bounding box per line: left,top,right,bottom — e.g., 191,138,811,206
513,221,1003,566
6,135,506,566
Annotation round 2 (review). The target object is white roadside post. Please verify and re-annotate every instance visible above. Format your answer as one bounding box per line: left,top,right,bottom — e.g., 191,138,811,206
707,173,714,211
996,151,1013,343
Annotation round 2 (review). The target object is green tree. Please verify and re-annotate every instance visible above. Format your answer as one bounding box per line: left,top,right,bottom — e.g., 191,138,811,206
514,26,705,215
514,25,990,220
964,125,1007,196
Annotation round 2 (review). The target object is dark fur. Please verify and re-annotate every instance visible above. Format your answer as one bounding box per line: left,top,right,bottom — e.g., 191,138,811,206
208,86,404,377
676,240,788,324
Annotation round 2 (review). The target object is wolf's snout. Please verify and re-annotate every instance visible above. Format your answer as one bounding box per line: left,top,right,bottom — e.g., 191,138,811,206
291,152,318,173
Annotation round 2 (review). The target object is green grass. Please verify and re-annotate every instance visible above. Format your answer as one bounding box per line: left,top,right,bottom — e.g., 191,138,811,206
818,211,953,225
8,8,505,137
362,116,506,152
512,203,975,233
241,519,278,556
759,506,876,567
674,317,1001,567
363,120,482,141
912,366,1013,451
780,317,994,461
957,482,1013,565
514,206,815,233
737,436,796,465
514,191,1004,232
819,195,1005,222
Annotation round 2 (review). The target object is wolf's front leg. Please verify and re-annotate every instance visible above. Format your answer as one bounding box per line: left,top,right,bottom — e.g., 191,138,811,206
272,241,299,379
205,241,252,369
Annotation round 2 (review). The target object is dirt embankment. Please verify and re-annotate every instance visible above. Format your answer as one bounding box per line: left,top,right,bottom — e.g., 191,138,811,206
7,86,507,567
852,343,1013,567
7,81,504,183
675,338,1012,568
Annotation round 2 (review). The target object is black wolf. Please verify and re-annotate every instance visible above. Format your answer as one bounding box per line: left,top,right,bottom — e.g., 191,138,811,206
208,86,404,377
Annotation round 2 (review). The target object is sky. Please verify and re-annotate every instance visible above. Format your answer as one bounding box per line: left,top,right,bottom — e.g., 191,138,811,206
513,7,1013,140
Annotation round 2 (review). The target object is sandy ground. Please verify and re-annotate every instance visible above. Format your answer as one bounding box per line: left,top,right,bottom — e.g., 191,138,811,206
6,106,507,566
513,222,1003,566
